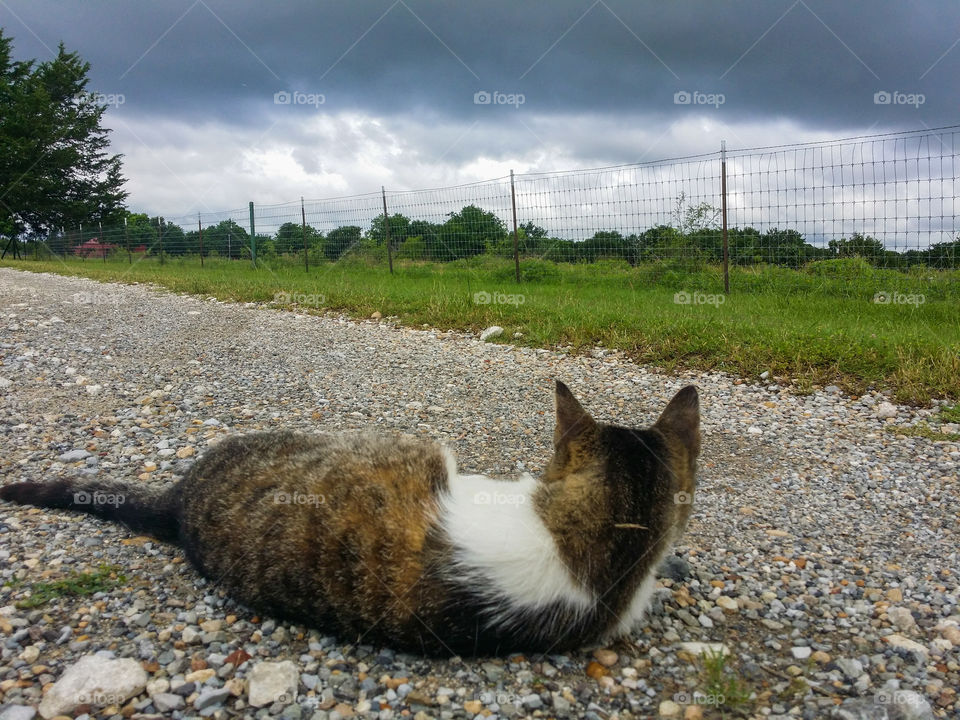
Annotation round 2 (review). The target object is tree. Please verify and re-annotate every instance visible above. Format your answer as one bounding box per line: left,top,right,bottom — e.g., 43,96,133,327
828,233,886,265
325,225,362,261
275,221,322,255
367,213,412,251
0,29,127,243
438,205,506,259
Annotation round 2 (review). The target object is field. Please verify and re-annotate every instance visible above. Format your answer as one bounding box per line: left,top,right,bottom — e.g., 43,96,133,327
2,254,958,403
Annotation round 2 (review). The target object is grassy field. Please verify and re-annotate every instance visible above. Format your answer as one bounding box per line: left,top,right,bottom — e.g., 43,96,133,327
2,254,958,403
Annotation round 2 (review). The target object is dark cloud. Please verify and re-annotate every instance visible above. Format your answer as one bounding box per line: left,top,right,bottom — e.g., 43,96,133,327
4,0,958,130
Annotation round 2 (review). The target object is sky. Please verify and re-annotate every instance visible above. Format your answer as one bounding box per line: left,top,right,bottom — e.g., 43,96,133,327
2,0,958,228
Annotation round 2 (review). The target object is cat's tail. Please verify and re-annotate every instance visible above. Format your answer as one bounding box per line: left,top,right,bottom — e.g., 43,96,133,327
0,477,181,544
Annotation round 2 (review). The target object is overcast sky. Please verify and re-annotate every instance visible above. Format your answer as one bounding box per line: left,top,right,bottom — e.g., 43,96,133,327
2,0,958,219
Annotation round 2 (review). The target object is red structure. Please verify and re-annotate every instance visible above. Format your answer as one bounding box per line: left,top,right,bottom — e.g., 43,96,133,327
74,238,115,258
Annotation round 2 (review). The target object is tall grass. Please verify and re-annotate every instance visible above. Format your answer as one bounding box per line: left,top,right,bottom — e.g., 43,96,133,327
3,254,958,403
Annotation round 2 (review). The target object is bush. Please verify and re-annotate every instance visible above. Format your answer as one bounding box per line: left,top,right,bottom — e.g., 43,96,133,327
803,257,874,280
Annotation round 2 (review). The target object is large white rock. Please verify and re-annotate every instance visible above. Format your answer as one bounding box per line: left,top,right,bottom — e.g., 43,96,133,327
479,326,503,341
247,660,298,708
876,401,898,419
38,654,147,719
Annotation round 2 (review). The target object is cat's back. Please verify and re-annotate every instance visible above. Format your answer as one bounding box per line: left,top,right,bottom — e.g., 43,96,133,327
177,430,452,628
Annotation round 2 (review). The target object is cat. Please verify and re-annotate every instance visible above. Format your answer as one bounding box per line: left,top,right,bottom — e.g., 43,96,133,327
0,381,699,656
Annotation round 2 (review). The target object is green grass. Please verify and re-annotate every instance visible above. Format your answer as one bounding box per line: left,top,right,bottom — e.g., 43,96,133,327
2,254,959,403
9,564,126,608
698,647,753,716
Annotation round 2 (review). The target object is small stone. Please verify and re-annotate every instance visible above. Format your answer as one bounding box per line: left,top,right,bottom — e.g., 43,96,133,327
462,700,482,714
57,449,91,462
811,650,831,664
683,706,704,720
876,401,898,419
658,699,682,717
480,325,503,341
370,311,382,319
521,693,543,710
592,648,618,667
716,596,738,611
85,384,102,395
176,446,196,458
38,654,147,719
835,657,863,678
20,645,40,663
886,587,903,602
747,425,763,435
153,693,185,712
185,668,216,684
247,660,298,708
586,661,609,679
791,646,812,660
194,687,232,710
885,634,929,662
759,371,770,380
888,606,917,632
0,706,37,720
658,555,691,581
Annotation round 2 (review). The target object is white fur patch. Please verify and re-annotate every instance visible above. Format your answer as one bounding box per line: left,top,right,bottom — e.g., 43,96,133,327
611,569,659,637
439,448,595,622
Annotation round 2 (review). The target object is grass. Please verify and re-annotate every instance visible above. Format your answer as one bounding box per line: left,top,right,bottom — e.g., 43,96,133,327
698,647,753,716
2,253,959,403
9,564,126,608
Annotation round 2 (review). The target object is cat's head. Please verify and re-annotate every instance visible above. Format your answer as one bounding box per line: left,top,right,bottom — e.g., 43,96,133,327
544,380,700,535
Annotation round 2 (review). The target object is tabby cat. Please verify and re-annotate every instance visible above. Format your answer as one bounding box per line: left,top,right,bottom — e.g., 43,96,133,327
0,381,699,656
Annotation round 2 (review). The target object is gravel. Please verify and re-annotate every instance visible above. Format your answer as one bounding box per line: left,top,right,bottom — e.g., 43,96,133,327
0,267,957,720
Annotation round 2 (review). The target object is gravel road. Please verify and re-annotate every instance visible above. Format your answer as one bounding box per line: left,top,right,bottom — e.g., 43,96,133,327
0,266,957,720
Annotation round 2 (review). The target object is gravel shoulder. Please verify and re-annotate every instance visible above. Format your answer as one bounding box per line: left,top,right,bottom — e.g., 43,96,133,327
0,267,957,720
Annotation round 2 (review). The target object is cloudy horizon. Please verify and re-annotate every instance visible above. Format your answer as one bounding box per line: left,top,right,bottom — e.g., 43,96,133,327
2,0,958,222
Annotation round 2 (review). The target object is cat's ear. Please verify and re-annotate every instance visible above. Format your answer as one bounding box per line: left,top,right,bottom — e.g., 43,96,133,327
554,381,597,447
653,385,700,454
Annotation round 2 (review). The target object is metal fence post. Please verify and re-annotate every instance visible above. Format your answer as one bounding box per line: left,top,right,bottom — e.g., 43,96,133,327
124,217,131,264
249,202,257,268
510,169,520,283
301,196,309,272
382,186,393,275
198,214,204,267
721,140,730,295
157,217,164,264
99,221,105,263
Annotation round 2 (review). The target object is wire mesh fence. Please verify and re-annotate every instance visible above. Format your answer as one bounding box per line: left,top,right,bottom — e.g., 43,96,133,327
4,125,959,279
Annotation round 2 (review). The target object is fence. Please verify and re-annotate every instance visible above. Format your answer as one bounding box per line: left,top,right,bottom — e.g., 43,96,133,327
4,125,959,284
